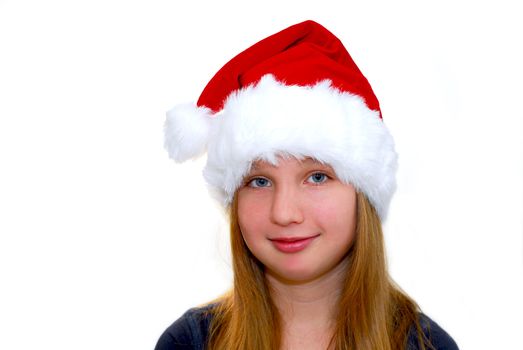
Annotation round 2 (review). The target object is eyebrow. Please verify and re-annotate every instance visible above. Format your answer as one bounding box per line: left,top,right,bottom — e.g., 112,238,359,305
250,158,334,171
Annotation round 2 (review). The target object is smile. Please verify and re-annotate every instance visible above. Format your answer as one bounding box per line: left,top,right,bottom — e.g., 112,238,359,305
269,234,320,253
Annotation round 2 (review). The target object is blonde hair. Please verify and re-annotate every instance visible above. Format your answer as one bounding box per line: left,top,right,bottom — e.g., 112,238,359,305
206,192,434,350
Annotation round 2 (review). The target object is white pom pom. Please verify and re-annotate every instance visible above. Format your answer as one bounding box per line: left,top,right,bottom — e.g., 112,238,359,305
164,103,213,162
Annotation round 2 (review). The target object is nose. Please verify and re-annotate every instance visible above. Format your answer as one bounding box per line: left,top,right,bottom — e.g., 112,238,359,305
270,186,304,226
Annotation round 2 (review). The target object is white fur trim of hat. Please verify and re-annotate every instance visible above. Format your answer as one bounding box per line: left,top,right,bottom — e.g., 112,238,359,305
165,74,397,220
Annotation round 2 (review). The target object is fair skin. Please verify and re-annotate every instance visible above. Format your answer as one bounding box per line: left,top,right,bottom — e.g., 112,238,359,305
237,156,358,350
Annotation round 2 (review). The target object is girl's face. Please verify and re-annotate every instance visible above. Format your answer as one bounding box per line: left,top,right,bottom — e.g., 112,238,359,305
237,156,357,284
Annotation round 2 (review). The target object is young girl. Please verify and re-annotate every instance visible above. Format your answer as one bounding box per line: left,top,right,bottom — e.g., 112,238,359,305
156,20,459,350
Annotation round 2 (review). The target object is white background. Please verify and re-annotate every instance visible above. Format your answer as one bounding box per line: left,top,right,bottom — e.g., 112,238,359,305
1,1,522,349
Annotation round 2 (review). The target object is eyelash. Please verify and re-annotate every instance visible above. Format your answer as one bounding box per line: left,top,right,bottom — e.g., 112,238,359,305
246,172,330,188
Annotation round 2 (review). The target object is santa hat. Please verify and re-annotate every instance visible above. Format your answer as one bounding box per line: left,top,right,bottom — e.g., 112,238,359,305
164,20,397,220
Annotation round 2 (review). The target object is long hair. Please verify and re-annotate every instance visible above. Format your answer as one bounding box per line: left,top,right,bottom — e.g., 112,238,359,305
206,192,433,350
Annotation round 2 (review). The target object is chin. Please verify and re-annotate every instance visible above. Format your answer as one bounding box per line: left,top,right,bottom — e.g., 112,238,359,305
266,266,321,284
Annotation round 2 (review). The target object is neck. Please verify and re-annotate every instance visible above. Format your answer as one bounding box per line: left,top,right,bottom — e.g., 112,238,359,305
266,257,348,330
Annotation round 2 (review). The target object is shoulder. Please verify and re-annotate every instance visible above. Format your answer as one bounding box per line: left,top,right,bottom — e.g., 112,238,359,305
407,313,459,350
154,304,216,350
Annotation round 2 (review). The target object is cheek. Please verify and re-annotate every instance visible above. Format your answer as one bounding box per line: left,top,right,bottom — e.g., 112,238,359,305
311,190,357,234
237,194,269,241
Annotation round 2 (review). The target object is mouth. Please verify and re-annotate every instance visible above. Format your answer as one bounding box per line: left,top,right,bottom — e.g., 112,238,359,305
269,234,320,253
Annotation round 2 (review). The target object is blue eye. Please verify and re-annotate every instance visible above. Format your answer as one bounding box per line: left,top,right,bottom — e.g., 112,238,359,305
248,177,271,188
308,172,328,184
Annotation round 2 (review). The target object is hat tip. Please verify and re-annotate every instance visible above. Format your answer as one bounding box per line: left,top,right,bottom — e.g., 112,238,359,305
164,103,213,162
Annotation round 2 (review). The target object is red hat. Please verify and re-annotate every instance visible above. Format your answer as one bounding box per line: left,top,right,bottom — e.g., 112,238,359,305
164,20,397,219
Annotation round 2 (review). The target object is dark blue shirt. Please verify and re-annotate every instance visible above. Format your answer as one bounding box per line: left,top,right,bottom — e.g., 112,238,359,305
155,304,459,350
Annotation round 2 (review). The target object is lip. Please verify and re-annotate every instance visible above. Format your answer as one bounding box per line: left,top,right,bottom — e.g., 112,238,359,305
269,234,320,253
